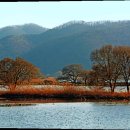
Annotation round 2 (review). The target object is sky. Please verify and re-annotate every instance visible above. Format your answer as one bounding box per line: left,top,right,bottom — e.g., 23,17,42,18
0,1,130,29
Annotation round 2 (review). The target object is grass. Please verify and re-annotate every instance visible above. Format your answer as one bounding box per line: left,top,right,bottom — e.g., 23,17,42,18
0,84,130,101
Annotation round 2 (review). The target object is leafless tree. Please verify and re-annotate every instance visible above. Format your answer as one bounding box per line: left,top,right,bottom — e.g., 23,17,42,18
114,46,130,93
91,45,122,92
80,70,89,85
62,64,83,84
91,65,106,86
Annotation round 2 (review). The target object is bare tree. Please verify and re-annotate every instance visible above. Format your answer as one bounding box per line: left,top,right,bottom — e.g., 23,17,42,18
62,64,83,84
80,70,89,85
114,46,130,93
91,64,106,86
91,45,122,92
0,57,42,91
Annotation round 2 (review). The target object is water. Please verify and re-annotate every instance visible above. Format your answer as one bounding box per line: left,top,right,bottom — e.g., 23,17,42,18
0,102,130,129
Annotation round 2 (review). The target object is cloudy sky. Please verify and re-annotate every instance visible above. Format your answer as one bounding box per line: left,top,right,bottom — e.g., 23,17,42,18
0,1,130,28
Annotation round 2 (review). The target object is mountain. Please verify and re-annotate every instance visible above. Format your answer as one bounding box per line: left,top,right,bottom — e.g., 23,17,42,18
0,23,48,58
0,20,130,75
0,23,48,39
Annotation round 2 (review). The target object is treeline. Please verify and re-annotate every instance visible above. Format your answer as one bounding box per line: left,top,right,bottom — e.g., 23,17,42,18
59,45,130,93
1,44,130,94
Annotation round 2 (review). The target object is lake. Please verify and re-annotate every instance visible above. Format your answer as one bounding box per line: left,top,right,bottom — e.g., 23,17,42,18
0,102,130,129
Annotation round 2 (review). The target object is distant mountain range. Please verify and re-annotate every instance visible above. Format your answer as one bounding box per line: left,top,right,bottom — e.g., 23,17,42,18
0,23,48,39
0,20,130,75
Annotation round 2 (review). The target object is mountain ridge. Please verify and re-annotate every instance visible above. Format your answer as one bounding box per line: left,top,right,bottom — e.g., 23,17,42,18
0,20,130,75
0,23,48,39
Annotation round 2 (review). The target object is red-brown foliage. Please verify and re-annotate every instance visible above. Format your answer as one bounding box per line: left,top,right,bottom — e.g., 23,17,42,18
0,84,130,101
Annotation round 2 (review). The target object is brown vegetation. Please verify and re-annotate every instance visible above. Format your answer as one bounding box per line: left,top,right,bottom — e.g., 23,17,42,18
0,57,42,91
91,45,130,93
43,77,58,85
0,84,130,101
1,45,130,101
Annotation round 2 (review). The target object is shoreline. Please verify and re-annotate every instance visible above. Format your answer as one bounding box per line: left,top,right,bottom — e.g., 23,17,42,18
0,97,130,107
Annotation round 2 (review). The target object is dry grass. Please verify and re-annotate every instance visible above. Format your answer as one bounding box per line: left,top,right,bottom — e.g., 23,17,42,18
0,84,130,101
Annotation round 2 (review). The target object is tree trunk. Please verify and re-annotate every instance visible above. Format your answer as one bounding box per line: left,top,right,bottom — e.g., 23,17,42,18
127,85,129,93
9,84,16,91
126,82,129,93
73,79,76,84
74,77,78,84
110,83,115,93
112,82,116,93
112,86,115,93
84,79,87,85
109,82,113,93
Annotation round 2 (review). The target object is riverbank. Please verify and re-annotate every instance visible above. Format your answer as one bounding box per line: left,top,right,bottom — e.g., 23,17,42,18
0,85,130,104
0,92,130,104
0,98,130,107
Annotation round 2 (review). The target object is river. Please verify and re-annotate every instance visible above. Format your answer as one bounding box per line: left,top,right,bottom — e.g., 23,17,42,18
0,102,130,128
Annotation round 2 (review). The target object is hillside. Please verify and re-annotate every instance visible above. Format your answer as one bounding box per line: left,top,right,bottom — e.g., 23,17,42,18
0,23,48,58
0,23,48,39
0,20,130,75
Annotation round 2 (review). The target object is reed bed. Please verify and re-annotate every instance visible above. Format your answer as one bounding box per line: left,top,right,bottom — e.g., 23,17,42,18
0,84,130,101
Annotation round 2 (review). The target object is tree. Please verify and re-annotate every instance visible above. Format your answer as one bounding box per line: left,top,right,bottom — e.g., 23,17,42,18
0,57,42,91
80,70,92,85
91,45,122,92
114,46,130,93
61,64,83,84
91,65,106,86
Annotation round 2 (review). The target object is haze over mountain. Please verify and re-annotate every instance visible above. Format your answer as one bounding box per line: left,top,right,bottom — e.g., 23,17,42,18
0,23,48,39
0,23,48,57
0,20,130,75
